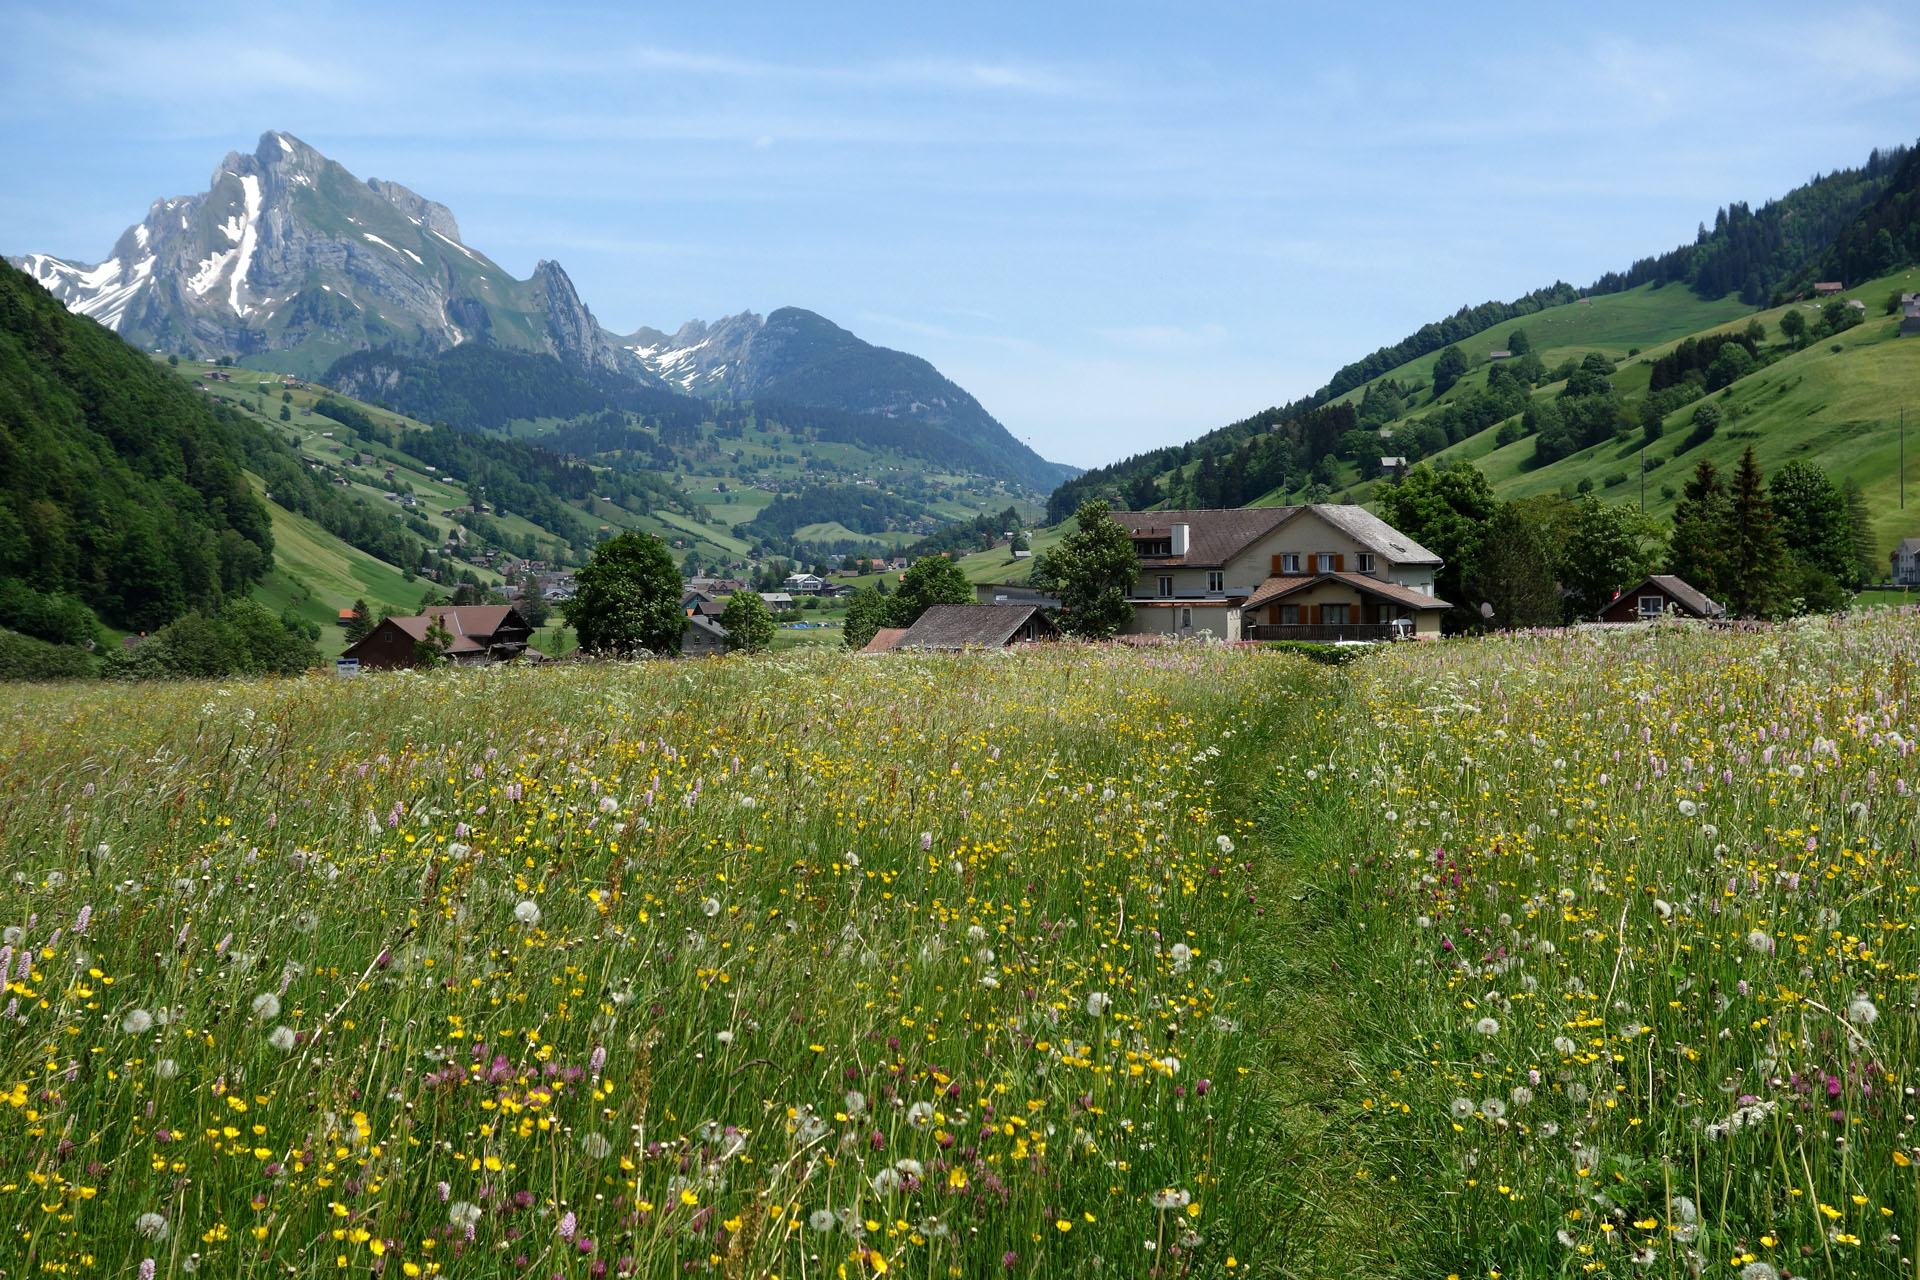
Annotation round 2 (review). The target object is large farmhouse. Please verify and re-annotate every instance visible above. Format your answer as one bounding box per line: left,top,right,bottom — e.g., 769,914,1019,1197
1111,504,1449,641
342,606,535,670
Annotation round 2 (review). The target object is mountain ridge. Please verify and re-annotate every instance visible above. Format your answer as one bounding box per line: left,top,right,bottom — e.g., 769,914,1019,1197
8,130,1077,492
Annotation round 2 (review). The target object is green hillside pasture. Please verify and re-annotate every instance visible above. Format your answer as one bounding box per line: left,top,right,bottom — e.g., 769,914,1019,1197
245,476,426,648
1332,282,1753,407
1430,306,1920,556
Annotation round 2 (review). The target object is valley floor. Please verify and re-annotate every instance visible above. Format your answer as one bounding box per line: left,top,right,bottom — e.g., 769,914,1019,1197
2,616,1916,1276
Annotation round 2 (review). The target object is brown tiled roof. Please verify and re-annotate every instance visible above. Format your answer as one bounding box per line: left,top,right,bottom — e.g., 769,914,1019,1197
1242,572,1451,612
347,607,531,659
860,627,910,654
1112,508,1294,567
896,605,1048,650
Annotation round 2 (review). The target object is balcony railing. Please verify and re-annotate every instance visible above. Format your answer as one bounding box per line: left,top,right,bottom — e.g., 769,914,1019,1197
1245,623,1403,643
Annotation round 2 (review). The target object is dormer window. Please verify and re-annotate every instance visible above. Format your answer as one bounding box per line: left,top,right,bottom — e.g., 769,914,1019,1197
1315,554,1336,573
1357,553,1375,574
1280,553,1301,574
1135,538,1173,557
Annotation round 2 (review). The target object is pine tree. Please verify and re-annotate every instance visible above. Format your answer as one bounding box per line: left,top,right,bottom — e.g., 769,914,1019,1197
1724,448,1787,618
1462,503,1561,628
1666,459,1732,604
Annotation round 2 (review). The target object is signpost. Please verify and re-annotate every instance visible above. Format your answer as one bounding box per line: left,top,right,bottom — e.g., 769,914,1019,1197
335,658,359,678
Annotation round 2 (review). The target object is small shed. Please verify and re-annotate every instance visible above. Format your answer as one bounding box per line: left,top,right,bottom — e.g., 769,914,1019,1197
1597,575,1725,624
1814,282,1845,297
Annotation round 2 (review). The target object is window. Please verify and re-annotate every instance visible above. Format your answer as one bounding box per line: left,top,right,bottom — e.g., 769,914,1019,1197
1357,553,1375,574
1180,608,1193,629
1280,553,1301,574
1638,595,1666,617
1157,575,1173,597
1280,604,1302,624
1322,603,1350,625
1206,571,1225,593
1316,553,1336,573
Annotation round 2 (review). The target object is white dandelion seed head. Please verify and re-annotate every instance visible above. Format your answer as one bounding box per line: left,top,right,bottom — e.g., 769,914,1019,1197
1085,991,1112,1017
250,992,280,1021
1474,1016,1500,1036
1449,1097,1474,1120
966,925,987,944
701,897,722,918
122,1008,154,1035
1149,1188,1191,1211
809,1209,836,1233
135,1212,169,1241
1510,1086,1533,1107
715,1030,734,1046
1481,1097,1507,1120
1847,997,1878,1026
449,1201,482,1228
906,1101,935,1128
267,1025,296,1052
844,1090,867,1118
1215,835,1234,855
1678,799,1699,817
1745,929,1774,955
514,900,541,925
599,795,620,815
580,1131,613,1159
155,1058,178,1080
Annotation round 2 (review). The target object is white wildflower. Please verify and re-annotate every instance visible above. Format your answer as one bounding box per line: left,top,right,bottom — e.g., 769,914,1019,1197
267,1025,296,1052
1474,1016,1500,1036
701,897,722,918
251,992,280,1021
1085,991,1111,1017
1847,997,1878,1026
514,900,541,926
122,1008,153,1035
135,1212,169,1241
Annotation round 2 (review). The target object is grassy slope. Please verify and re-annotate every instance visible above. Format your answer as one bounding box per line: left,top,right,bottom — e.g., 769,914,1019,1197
1416,269,1920,556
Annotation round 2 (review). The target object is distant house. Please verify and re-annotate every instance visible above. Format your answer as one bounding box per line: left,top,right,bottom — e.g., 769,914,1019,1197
1596,575,1725,624
759,592,795,612
1900,294,1920,338
894,605,1055,651
1814,282,1845,297
782,572,825,594
1893,538,1920,586
683,587,715,610
682,614,731,658
694,600,729,622
1487,350,1512,360
340,606,535,670
860,627,911,655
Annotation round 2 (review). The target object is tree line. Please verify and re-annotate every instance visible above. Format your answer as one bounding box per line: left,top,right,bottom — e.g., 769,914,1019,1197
1377,451,1875,633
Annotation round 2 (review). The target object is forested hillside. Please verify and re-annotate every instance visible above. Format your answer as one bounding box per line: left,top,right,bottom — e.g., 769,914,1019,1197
0,261,273,637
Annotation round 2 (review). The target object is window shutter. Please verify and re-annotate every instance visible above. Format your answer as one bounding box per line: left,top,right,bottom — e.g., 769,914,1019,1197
1272,554,1284,575
1311,604,1322,625
1334,554,1345,572
1268,603,1279,624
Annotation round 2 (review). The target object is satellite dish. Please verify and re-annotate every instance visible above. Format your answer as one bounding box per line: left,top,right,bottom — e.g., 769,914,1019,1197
1479,602,1495,619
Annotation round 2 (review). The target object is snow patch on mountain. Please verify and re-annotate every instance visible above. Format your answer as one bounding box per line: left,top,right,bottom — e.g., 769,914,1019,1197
228,174,261,317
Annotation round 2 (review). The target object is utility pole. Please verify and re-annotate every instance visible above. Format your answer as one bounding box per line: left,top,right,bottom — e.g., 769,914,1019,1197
1640,444,1646,514
1903,405,1907,510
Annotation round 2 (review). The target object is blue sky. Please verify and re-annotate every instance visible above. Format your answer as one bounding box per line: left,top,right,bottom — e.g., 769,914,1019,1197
4,2,1919,468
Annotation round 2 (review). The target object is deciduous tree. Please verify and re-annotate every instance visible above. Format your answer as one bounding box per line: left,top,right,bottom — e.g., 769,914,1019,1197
719,590,777,653
1031,499,1138,639
564,531,684,656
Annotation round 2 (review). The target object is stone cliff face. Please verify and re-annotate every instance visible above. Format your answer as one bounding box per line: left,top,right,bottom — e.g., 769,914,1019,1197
8,131,628,379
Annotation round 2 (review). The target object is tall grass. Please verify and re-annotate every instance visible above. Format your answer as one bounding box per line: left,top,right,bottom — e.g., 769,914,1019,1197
0,646,1330,1278
1303,615,1920,1279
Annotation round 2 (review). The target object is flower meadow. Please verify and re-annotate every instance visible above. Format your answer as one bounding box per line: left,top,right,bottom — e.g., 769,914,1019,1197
0,646,1328,1279
1319,615,1920,1278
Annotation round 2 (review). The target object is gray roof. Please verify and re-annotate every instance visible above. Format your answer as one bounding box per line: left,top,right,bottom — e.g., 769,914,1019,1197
896,605,1047,651
1302,504,1443,565
1896,537,1920,556
687,614,730,640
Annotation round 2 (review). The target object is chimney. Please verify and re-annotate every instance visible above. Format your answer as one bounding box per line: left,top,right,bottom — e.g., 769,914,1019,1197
1170,523,1189,557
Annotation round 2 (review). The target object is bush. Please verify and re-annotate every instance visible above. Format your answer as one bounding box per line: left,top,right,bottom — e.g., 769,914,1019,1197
1603,472,1629,488
1259,640,1372,666
0,630,96,681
